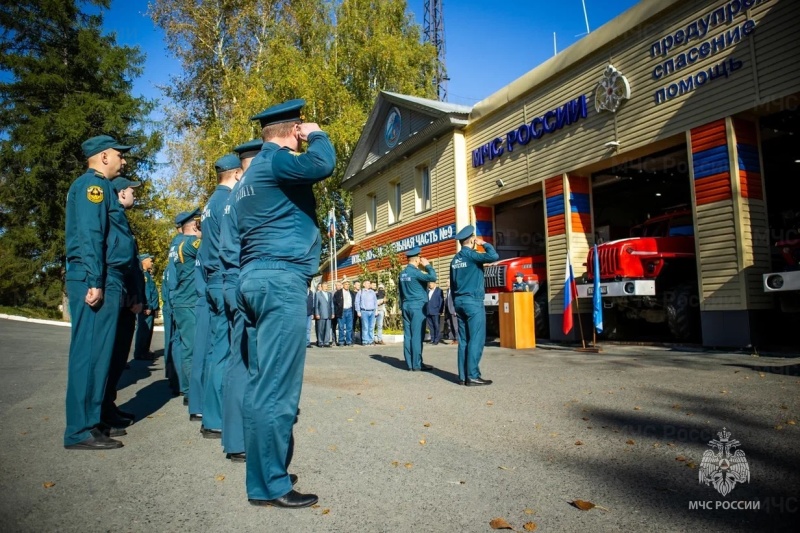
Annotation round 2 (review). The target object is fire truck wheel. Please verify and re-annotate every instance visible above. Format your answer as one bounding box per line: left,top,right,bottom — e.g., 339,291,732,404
665,283,698,341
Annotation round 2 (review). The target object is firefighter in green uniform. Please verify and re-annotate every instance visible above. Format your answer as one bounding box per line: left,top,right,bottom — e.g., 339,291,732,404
134,253,159,359
162,221,183,397
450,225,499,386
398,246,437,372
169,208,202,412
64,135,134,450
237,99,335,508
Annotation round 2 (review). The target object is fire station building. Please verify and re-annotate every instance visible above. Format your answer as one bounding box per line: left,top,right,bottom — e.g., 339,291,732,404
338,0,800,348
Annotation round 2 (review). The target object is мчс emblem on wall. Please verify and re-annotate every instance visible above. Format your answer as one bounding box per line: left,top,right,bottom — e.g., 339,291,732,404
594,64,630,113
699,428,750,497
384,107,402,148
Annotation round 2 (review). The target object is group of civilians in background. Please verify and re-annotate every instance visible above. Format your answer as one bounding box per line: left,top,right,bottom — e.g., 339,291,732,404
305,278,458,348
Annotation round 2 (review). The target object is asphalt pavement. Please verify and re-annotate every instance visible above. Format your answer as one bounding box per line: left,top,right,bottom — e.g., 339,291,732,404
0,317,798,532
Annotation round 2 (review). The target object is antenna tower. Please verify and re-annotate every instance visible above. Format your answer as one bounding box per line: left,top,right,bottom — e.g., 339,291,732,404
423,0,448,101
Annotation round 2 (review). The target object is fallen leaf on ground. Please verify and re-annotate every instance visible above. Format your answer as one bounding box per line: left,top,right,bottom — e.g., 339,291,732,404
686,462,697,469
20,431,28,436
26,407,32,410
489,517,513,529
626,439,635,445
667,443,676,447
575,440,584,445
676,455,686,462
423,422,431,427
404,463,413,469
328,445,337,452
633,406,641,411
427,396,432,399
652,443,661,448
775,425,784,431
146,416,154,419
447,480,466,484
215,475,225,481
524,508,535,515
321,509,330,515
370,421,376,426
419,439,426,445
788,420,796,425
582,417,589,421
312,504,321,509
307,427,316,433
523,522,538,531
43,482,55,489
571,499,596,511
487,401,494,406
346,418,354,422
759,373,765,378
391,461,399,467
672,404,681,409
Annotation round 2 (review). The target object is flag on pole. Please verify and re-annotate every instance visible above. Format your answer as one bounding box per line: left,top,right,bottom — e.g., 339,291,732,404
562,256,576,334
592,244,604,334
327,209,336,238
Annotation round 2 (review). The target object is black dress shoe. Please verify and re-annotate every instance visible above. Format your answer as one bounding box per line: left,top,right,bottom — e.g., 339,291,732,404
249,489,318,509
98,423,127,438
102,413,133,428
65,429,124,450
183,397,189,406
466,378,493,386
420,363,433,371
201,427,222,439
227,452,246,463
189,414,203,422
458,380,465,385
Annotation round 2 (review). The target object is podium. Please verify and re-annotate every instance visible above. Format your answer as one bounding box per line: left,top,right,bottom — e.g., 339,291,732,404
498,292,536,349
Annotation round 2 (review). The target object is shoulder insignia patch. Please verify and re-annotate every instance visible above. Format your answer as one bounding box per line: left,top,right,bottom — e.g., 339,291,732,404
289,150,301,156
87,185,104,203
192,239,201,249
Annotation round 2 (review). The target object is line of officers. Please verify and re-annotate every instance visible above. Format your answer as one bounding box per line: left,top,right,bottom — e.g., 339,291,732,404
63,98,505,509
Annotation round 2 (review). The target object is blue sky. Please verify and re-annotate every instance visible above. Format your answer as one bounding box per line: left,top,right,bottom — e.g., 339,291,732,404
101,0,641,108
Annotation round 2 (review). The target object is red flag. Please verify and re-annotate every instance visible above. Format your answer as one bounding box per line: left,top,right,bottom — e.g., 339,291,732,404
562,257,576,334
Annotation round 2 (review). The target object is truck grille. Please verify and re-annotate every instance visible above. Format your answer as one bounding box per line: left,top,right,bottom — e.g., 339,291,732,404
589,248,620,277
484,265,506,289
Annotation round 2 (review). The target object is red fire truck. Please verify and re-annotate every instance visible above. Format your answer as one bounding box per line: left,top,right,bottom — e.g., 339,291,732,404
484,256,549,338
763,236,800,310
576,209,699,340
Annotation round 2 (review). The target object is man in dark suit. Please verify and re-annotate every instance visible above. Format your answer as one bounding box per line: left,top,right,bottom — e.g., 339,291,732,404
314,282,334,347
306,287,315,348
442,280,458,344
425,281,444,345
333,280,356,346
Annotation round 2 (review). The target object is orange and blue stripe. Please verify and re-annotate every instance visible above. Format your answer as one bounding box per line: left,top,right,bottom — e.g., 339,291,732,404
691,119,731,206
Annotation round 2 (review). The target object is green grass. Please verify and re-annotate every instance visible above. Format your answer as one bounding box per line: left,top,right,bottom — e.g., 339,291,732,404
0,306,64,320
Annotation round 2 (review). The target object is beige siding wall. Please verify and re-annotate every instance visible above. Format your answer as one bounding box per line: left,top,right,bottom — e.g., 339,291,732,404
694,200,742,310
466,0,799,207
352,136,457,242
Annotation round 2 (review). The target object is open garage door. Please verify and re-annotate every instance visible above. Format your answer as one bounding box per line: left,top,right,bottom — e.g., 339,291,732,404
586,146,699,342
484,193,550,339
760,105,800,346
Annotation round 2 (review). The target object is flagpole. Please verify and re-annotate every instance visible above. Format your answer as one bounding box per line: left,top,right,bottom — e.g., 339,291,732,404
332,208,337,282
573,280,587,349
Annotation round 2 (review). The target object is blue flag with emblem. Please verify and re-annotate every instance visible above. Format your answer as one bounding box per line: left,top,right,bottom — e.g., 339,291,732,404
592,244,603,334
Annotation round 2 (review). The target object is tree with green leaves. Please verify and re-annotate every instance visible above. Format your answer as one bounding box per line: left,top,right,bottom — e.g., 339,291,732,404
150,0,438,258
0,0,162,310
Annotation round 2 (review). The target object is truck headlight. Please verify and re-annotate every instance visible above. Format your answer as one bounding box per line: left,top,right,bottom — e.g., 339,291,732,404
624,282,635,294
766,275,784,290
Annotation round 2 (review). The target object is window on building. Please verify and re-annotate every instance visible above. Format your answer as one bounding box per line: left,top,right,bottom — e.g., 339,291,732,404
389,181,402,224
415,165,431,213
366,193,377,233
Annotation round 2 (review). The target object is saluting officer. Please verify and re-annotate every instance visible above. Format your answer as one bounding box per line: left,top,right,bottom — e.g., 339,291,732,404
220,138,263,462
64,135,133,450
398,246,437,372
198,154,242,439
450,225,499,386
169,208,202,418
237,99,335,508
134,253,159,360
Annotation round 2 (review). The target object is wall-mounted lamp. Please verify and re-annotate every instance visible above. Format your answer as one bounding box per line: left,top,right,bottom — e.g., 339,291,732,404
495,179,505,188
604,140,621,149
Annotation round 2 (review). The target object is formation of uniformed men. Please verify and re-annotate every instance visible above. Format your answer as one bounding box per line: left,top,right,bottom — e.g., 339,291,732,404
64,101,500,508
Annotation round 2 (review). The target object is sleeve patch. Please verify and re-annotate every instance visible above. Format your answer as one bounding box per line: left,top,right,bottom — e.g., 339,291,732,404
192,239,201,249
87,185,104,203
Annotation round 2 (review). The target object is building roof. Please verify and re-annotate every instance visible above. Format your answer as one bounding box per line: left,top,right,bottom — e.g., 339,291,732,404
342,91,471,190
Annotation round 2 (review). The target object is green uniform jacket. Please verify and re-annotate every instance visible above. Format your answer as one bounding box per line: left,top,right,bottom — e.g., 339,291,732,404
398,264,437,304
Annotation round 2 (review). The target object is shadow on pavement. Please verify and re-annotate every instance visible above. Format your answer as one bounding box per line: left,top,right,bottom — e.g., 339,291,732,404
117,379,174,422
369,353,408,371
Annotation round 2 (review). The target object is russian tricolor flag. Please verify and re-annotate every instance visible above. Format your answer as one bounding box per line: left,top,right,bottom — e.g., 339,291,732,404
563,256,577,334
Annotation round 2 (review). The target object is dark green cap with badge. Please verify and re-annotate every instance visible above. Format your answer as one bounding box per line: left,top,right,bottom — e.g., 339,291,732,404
405,245,421,258
214,153,242,173
82,135,132,158
250,99,305,128
455,225,475,242
175,207,201,227
234,139,263,159
138,253,153,261
111,177,141,192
